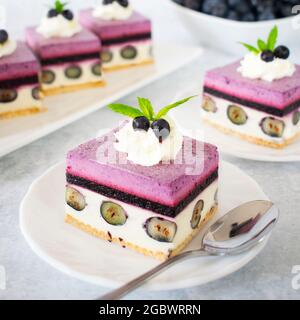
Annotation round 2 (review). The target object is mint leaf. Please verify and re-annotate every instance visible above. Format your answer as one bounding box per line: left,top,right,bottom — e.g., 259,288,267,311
108,104,144,118
55,0,67,13
267,25,278,51
239,42,260,54
155,95,197,120
137,97,155,120
257,39,267,51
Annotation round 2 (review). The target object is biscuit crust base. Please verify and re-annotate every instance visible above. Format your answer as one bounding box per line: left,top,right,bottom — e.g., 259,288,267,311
0,106,46,120
103,59,154,72
65,205,217,261
42,80,106,96
204,118,300,149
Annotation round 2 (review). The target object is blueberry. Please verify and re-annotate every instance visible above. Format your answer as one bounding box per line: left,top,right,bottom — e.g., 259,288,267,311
274,46,290,59
62,9,74,21
118,0,129,8
65,65,82,79
190,200,204,229
261,50,275,62
228,0,241,7
184,0,202,11
240,12,256,21
227,105,248,125
151,119,171,142
132,116,150,132
257,8,276,21
0,29,8,44
227,10,240,21
103,0,114,4
235,1,252,15
100,201,128,226
144,217,177,243
66,186,86,211
202,0,228,17
47,8,58,18
120,45,137,60
260,117,285,138
0,89,17,103
172,0,185,5
277,3,294,17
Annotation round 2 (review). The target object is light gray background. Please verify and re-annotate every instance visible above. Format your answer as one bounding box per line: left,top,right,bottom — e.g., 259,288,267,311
0,0,300,300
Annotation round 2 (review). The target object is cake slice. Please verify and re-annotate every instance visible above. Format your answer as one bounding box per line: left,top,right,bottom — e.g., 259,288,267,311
0,33,43,120
80,2,153,71
65,96,218,260
25,1,104,96
201,26,300,148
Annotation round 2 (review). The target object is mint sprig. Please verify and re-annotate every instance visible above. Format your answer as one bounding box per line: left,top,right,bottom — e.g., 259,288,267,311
108,95,197,120
54,0,68,13
239,25,278,54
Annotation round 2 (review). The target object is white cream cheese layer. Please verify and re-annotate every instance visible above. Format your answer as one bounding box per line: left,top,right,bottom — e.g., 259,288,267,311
41,59,103,90
37,14,82,38
238,52,295,82
0,40,17,58
201,95,300,142
0,85,42,114
102,41,153,69
65,180,218,255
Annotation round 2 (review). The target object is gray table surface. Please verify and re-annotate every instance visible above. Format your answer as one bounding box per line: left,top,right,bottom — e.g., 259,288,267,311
1,49,300,300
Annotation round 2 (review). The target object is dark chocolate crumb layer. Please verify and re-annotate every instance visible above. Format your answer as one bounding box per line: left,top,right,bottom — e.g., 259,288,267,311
102,32,152,46
0,75,39,89
66,169,218,218
204,86,300,117
41,51,100,66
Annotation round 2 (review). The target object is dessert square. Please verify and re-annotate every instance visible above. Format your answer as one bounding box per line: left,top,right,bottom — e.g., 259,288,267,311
80,9,153,71
201,27,300,148
0,41,43,119
25,28,104,96
65,129,218,261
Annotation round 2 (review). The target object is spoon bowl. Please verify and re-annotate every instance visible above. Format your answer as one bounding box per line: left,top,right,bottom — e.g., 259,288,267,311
99,200,279,300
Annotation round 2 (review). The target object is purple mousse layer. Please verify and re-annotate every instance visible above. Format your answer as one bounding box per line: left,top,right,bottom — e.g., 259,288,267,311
79,9,151,44
25,27,101,61
66,128,219,209
204,61,300,112
0,42,39,82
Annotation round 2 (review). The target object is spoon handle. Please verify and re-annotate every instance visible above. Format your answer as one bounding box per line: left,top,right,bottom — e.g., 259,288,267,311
98,250,209,300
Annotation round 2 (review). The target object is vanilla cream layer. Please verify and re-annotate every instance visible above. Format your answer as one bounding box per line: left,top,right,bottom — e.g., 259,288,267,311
202,94,300,143
102,40,153,69
65,180,218,255
41,59,103,90
0,85,42,114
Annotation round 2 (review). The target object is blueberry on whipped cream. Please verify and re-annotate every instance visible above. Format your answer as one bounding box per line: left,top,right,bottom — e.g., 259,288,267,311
37,0,81,38
93,0,133,20
238,26,295,82
0,30,9,45
108,95,196,166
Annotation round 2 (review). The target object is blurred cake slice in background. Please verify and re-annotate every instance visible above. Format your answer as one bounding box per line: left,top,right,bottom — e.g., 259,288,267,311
80,1,153,71
25,1,104,96
0,29,43,120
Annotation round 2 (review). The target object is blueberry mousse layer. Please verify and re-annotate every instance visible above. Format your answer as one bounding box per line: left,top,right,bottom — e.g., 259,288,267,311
80,6,153,71
201,26,300,148
25,1,104,96
65,96,218,260
0,36,43,119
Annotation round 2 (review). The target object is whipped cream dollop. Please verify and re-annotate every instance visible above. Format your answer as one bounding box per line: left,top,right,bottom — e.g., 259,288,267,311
114,117,183,166
36,14,82,38
93,2,133,20
0,40,17,58
238,52,296,82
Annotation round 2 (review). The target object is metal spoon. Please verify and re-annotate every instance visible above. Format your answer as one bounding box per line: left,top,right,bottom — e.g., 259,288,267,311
99,200,279,300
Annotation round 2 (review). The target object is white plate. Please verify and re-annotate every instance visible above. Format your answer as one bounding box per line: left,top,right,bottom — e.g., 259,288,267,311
0,43,202,158
20,159,269,291
170,91,300,162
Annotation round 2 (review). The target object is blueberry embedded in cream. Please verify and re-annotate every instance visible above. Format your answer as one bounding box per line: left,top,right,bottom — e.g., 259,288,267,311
0,41,43,119
26,1,104,95
92,0,133,21
202,26,300,148
65,95,219,261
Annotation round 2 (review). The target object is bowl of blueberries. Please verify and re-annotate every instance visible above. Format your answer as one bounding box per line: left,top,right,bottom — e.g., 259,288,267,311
169,0,300,54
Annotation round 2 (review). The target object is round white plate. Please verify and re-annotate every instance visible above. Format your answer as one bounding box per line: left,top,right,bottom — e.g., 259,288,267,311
170,93,300,162
20,160,269,291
